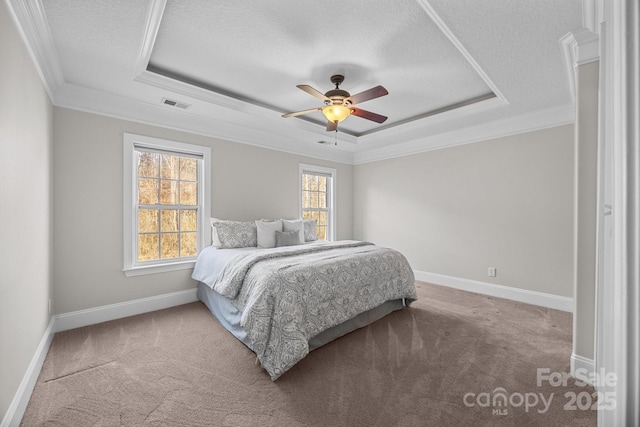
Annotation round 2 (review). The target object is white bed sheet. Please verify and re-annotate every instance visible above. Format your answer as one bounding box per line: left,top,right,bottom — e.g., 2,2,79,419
191,246,260,288
192,242,325,288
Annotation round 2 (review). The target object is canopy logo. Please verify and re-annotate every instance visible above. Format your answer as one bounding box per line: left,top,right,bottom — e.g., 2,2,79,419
462,368,617,416
463,388,553,415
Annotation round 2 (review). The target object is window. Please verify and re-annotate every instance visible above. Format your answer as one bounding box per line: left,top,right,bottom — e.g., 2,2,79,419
299,164,336,241
123,133,211,276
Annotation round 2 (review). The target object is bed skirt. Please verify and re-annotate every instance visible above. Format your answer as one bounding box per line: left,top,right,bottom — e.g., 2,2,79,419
196,282,406,353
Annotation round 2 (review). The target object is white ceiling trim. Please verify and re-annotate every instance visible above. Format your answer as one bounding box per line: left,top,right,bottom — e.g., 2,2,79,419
135,67,255,114
133,0,508,141
356,95,508,148
352,103,575,164
136,67,363,147
52,79,574,167
133,0,167,78
416,0,508,104
132,0,259,115
53,82,357,164
560,28,600,102
5,0,64,100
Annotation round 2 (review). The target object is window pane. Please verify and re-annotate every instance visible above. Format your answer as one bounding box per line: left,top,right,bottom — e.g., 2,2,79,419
302,210,312,220
180,210,197,232
317,226,326,241
181,232,197,257
138,152,158,178
319,192,326,208
319,210,327,226
319,176,327,192
160,154,180,179
161,233,179,259
310,192,319,208
180,181,197,205
161,209,179,232
180,158,197,181
309,175,318,191
138,178,158,204
138,209,158,233
138,234,159,261
160,180,178,204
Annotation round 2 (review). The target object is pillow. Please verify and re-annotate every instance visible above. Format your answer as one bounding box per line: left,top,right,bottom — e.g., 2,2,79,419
210,218,222,247
303,219,319,241
211,219,257,248
256,219,283,248
281,219,305,244
275,230,301,247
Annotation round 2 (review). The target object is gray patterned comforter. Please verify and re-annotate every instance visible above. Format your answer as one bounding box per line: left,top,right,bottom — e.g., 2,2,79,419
211,240,417,380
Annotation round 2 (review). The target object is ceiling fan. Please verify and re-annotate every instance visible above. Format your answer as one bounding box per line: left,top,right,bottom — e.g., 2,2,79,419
282,75,388,131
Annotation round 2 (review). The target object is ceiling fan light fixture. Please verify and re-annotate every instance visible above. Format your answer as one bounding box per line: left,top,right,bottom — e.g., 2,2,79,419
322,104,351,123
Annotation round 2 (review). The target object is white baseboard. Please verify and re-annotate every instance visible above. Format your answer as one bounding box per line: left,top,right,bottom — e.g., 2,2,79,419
54,288,198,332
571,352,596,385
1,318,55,427
414,270,573,312
1,288,199,427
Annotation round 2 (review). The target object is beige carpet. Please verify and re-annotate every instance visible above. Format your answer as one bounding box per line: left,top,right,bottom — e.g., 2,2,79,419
22,282,596,426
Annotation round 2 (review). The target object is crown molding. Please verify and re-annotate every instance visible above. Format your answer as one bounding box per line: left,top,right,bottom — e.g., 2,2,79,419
54,82,574,167
5,0,64,101
352,103,575,164
560,28,600,102
54,83,356,164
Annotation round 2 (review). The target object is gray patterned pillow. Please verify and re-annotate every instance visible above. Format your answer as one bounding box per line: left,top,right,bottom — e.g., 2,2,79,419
275,230,301,247
212,220,257,248
303,219,319,242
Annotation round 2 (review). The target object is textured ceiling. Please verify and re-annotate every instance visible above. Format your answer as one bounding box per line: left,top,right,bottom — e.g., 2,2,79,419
16,0,583,163
147,0,494,135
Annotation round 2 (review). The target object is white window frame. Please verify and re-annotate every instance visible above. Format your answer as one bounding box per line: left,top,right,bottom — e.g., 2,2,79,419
123,133,211,277
299,163,336,241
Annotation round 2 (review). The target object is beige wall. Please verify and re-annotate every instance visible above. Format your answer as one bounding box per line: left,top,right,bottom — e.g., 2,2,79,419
0,2,53,421
354,125,575,297
573,60,599,361
52,107,353,314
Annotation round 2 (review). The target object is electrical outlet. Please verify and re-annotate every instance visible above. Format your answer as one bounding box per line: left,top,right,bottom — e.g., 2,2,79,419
48,299,52,315
488,267,497,277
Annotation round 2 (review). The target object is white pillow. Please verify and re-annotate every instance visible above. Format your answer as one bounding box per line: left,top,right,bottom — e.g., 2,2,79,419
210,218,221,247
256,219,283,248
281,219,305,244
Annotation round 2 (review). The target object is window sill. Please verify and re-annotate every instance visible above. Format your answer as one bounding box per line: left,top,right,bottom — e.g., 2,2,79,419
123,260,195,277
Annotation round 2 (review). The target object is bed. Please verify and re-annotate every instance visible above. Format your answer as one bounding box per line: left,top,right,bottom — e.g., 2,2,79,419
191,219,417,380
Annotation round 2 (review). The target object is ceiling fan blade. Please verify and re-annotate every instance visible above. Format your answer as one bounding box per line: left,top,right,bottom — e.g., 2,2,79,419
351,107,388,123
347,85,388,105
326,120,338,132
297,84,330,101
281,107,322,118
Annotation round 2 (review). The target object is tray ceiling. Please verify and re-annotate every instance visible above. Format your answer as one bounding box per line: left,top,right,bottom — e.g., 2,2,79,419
10,0,583,163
